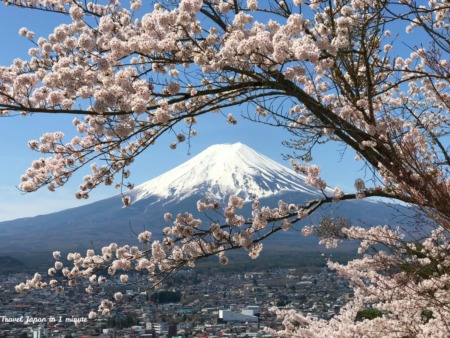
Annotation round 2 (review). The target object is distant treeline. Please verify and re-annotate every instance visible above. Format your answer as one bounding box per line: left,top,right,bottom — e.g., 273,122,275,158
0,248,358,277
192,249,358,274
0,255,24,273
150,290,182,304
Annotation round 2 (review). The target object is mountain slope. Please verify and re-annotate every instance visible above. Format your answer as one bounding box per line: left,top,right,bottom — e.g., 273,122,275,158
0,143,412,256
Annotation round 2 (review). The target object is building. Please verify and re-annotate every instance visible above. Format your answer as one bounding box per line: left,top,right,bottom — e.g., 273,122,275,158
218,310,258,324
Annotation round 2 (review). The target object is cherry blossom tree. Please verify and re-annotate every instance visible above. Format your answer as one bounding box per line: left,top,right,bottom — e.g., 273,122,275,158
1,0,450,336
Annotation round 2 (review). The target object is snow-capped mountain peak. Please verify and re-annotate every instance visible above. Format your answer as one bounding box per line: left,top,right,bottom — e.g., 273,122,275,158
127,142,324,204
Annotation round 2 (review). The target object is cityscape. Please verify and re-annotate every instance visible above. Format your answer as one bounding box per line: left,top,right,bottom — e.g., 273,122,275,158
0,264,352,338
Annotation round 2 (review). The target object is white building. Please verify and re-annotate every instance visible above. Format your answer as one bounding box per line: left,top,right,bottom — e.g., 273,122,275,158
218,310,258,323
32,326,48,338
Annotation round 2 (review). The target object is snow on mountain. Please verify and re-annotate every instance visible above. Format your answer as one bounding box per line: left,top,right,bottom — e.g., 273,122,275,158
126,142,326,204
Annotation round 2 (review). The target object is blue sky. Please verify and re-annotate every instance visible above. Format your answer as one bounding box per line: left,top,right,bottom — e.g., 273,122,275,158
0,5,364,222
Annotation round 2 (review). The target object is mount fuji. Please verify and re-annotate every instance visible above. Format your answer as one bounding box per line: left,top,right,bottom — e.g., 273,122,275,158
126,142,325,204
0,143,407,256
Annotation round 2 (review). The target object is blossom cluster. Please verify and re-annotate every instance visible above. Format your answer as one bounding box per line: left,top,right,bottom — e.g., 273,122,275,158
14,191,345,317
25,164,369,317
